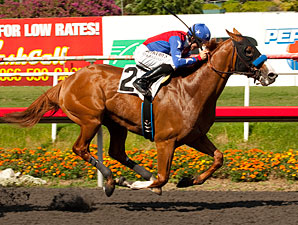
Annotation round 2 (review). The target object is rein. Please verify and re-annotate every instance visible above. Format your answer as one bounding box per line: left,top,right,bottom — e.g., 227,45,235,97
207,40,260,80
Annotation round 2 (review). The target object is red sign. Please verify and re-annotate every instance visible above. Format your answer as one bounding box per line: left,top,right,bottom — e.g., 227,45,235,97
0,17,103,86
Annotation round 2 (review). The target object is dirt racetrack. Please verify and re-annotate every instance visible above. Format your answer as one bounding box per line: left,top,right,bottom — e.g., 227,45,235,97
1,183,298,225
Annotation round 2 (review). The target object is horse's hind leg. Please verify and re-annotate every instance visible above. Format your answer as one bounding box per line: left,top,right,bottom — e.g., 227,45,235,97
72,122,115,197
106,121,161,194
177,135,223,187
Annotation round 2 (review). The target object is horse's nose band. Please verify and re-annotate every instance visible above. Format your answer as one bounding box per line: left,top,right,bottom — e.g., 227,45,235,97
253,55,268,68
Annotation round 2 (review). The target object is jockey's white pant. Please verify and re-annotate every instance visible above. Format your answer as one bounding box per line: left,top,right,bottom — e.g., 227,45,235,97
133,44,175,70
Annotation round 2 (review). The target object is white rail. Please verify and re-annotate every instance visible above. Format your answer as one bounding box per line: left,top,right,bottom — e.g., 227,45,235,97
0,55,134,63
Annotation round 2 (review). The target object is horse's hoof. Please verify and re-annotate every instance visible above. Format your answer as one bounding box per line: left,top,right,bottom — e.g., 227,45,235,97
150,187,162,195
115,176,126,186
103,182,115,197
176,177,194,188
116,176,132,188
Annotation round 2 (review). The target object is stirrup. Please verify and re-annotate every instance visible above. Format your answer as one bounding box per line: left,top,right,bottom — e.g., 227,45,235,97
133,81,148,96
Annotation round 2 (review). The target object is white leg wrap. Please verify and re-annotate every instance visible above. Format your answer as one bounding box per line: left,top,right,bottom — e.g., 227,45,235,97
130,180,154,190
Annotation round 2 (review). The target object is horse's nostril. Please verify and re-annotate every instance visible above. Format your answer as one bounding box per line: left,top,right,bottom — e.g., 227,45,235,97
268,73,278,79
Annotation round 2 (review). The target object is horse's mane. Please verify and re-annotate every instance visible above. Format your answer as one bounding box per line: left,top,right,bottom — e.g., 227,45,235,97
205,38,224,53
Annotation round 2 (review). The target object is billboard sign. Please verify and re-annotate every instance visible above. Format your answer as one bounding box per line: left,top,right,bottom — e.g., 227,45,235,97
265,28,298,70
103,13,298,86
0,17,103,86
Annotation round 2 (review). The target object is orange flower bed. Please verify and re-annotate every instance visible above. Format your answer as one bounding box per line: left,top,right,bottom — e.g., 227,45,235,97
0,145,297,182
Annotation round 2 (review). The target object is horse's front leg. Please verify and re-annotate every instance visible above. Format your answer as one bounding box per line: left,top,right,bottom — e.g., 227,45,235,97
130,139,176,189
177,135,223,188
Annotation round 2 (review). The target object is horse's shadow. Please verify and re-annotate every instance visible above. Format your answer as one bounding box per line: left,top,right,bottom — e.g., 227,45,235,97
1,199,298,216
0,205,43,217
105,200,298,212
0,204,95,217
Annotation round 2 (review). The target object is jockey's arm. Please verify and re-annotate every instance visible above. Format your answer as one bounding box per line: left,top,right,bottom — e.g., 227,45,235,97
169,36,205,69
190,49,209,61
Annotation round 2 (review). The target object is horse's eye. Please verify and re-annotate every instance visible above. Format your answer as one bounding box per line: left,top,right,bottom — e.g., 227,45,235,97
245,47,253,57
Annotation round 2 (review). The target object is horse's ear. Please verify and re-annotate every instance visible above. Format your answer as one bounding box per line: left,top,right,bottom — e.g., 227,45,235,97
226,29,232,36
226,29,242,42
233,28,242,35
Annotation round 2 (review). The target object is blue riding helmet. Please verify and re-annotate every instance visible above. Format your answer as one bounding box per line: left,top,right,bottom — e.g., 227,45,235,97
187,23,211,42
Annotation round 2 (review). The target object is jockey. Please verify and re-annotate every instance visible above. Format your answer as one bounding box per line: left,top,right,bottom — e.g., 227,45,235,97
133,23,211,97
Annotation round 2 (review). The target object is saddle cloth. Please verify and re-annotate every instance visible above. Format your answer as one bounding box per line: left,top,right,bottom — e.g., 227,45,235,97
117,65,168,100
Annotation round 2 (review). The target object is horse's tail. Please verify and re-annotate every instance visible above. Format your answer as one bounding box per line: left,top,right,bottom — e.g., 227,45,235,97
4,81,63,127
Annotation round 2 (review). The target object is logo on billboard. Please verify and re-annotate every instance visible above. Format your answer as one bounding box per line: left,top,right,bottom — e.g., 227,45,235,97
265,28,298,70
265,28,298,44
287,41,298,70
109,40,144,68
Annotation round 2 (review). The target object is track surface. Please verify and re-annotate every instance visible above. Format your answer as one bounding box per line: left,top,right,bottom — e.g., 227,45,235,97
1,187,298,225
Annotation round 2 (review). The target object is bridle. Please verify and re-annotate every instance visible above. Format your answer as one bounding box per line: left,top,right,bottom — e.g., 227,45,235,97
207,38,264,81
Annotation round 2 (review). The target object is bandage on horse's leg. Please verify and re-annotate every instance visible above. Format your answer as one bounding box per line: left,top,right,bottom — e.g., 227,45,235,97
177,135,223,188
72,123,115,197
106,121,161,194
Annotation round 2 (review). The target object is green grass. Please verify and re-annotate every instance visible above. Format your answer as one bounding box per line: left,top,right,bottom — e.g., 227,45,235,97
208,122,298,152
0,86,297,152
0,86,50,107
217,86,298,106
210,86,298,152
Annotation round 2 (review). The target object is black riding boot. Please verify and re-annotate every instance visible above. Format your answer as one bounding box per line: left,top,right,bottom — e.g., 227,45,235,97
133,64,173,96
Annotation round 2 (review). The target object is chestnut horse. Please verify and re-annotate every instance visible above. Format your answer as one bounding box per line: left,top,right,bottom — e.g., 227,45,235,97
4,29,277,197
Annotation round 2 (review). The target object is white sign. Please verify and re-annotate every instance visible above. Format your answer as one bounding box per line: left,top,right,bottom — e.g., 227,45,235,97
103,12,298,86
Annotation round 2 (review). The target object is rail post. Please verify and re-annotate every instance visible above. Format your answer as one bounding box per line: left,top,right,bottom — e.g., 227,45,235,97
97,127,104,188
244,78,250,141
51,74,59,143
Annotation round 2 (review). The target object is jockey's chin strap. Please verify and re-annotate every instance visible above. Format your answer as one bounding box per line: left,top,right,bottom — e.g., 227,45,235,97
207,40,263,82
188,25,204,50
